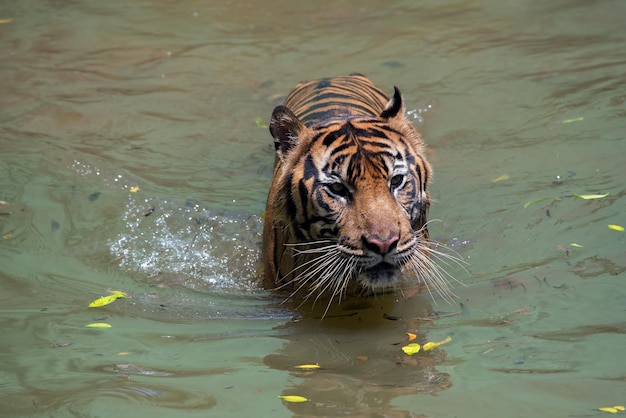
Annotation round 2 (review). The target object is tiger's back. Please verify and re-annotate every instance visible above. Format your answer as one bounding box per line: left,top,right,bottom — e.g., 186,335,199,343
262,74,449,306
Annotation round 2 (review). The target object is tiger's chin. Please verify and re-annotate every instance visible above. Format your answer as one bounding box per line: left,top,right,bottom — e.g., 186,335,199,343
356,262,402,289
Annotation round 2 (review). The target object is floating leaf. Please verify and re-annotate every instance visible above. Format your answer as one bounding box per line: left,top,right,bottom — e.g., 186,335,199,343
86,322,112,328
615,406,626,411
406,332,417,342
491,174,509,183
569,243,584,248
608,224,625,232
0,18,13,24
294,364,321,370
572,193,608,200
108,290,128,297
401,343,421,355
598,407,619,414
278,395,308,403
523,198,546,208
88,291,127,308
88,295,120,307
561,117,584,124
129,186,140,193
422,336,453,351
255,117,268,129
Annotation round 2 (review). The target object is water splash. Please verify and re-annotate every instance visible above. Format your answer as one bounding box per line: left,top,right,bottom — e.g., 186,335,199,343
109,194,264,293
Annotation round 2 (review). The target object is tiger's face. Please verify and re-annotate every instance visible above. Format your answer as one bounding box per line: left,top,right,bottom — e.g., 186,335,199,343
262,76,450,305
283,115,430,290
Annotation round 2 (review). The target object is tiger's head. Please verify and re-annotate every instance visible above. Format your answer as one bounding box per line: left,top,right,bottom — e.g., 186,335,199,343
263,84,447,304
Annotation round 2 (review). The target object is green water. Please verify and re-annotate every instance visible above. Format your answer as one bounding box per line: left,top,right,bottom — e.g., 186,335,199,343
1,0,625,416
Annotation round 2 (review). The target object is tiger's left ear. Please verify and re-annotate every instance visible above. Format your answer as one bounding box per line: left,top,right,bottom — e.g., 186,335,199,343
269,105,307,161
380,86,403,119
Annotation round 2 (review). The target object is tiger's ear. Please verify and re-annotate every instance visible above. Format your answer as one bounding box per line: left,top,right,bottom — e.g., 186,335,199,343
269,105,307,160
380,86,403,119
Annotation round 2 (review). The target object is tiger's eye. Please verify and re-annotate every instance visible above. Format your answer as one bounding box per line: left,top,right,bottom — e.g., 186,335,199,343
390,174,404,188
328,182,349,197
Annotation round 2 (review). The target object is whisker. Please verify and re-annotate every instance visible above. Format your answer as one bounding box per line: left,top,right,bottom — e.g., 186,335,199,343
284,239,335,247
291,245,338,256
279,246,351,312
284,239,335,250
398,230,470,304
420,243,469,284
310,254,348,295
318,256,356,317
408,252,458,304
281,253,338,298
278,244,338,284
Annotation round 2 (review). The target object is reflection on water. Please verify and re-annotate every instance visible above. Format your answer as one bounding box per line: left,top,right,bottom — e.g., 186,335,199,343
266,294,454,416
1,0,626,416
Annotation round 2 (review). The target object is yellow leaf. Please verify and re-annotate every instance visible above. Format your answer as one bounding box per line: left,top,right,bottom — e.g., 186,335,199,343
572,193,608,200
562,117,584,124
614,406,626,411
255,117,268,129
294,364,321,370
608,224,625,232
406,332,417,341
129,186,140,193
278,395,308,403
569,243,584,248
0,18,13,24
88,292,126,308
598,407,618,414
491,174,509,183
523,198,546,208
108,290,128,297
86,322,112,328
422,336,453,351
401,343,421,355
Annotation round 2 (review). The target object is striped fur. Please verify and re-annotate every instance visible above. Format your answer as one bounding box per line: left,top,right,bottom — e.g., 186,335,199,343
262,74,450,306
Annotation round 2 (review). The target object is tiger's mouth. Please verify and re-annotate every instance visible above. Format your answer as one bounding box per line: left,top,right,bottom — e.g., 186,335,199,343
358,261,401,288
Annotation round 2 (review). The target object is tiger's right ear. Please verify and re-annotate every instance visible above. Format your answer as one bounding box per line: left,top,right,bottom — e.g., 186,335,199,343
269,105,307,160
380,86,403,120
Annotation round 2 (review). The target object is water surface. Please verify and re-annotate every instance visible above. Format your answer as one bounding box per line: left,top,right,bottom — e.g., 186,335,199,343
1,0,625,416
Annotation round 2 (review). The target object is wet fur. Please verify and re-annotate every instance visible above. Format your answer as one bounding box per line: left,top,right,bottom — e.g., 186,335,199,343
262,74,458,309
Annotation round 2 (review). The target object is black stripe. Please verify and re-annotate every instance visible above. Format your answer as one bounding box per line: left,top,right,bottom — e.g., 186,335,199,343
303,155,317,180
297,179,309,222
314,188,332,213
284,173,297,220
321,128,346,147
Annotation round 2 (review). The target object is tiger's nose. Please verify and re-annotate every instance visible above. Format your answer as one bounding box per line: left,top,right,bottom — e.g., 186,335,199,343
363,235,399,255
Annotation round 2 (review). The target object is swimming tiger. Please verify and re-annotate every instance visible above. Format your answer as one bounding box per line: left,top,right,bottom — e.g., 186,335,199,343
262,74,454,305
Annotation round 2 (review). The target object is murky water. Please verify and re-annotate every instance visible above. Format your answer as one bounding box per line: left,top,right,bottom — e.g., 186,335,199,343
2,0,625,416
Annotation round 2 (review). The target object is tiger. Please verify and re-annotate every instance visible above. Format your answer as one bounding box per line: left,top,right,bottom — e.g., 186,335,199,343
262,74,454,306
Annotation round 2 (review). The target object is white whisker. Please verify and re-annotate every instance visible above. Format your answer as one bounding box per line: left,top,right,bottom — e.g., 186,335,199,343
317,256,356,317
272,219,469,317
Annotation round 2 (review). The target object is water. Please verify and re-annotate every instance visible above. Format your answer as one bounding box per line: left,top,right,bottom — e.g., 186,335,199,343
1,0,625,416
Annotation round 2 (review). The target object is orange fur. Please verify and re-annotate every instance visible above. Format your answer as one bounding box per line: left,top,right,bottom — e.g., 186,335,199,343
262,75,432,297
